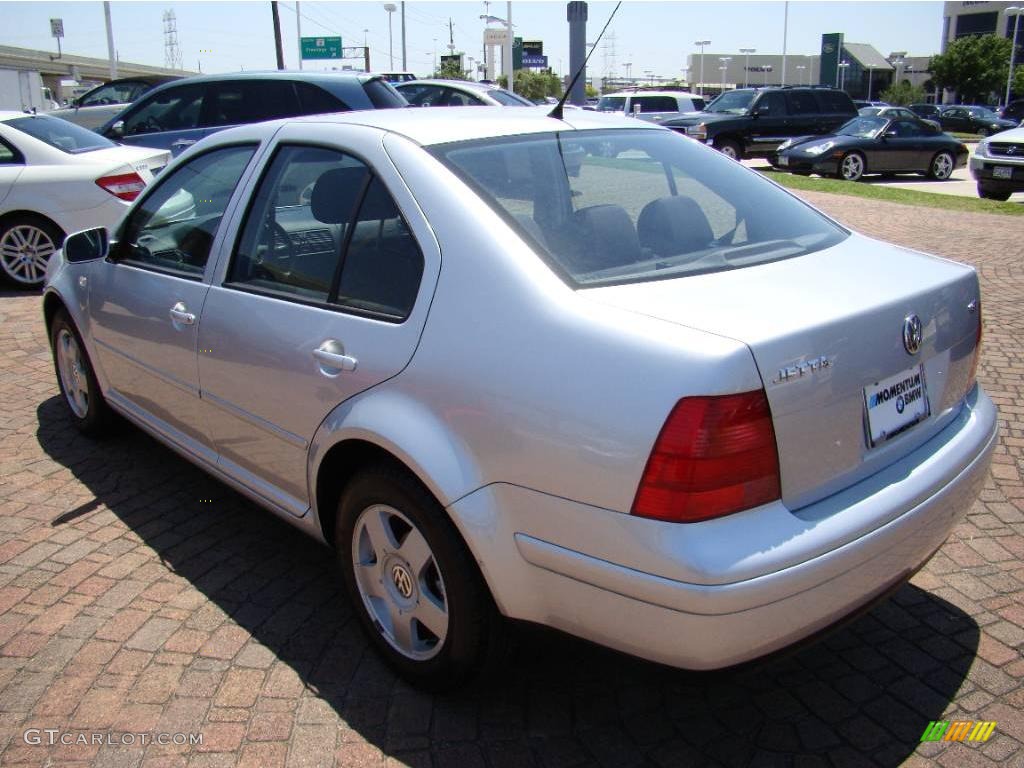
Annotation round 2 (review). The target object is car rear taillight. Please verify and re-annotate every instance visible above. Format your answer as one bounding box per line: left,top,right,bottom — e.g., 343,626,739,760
96,172,145,201
631,390,781,524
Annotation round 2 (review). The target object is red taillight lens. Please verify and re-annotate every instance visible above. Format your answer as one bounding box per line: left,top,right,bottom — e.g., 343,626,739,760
631,390,781,523
96,172,145,201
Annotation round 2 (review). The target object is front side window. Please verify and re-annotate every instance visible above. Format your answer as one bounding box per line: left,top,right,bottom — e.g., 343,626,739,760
443,89,485,107
80,81,147,107
229,145,423,320
486,88,533,106
431,130,847,288
7,115,116,154
116,145,256,277
596,96,627,112
634,96,679,113
122,84,204,136
754,92,787,116
398,84,448,107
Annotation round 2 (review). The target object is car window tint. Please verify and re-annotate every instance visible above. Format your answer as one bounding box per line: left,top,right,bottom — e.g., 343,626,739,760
634,96,678,113
362,78,406,109
487,88,533,106
202,81,301,127
230,146,368,303
444,88,485,107
118,145,256,277
295,82,348,115
0,138,21,164
785,91,818,115
399,84,447,107
891,120,925,137
122,84,204,136
7,115,116,153
80,81,145,107
336,176,424,319
816,91,851,113
755,92,787,115
691,97,706,111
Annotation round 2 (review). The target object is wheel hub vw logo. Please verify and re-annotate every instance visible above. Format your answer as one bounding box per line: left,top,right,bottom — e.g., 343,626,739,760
391,564,414,599
903,314,923,355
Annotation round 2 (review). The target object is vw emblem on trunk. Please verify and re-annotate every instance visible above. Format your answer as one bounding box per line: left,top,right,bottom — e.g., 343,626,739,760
391,564,414,599
903,314,923,355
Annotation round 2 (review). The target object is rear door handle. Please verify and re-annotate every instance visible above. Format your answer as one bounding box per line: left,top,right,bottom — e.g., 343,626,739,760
169,302,195,326
313,342,358,374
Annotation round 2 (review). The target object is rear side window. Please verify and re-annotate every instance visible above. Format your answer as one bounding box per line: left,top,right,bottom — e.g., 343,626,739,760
295,82,348,115
817,91,854,113
785,91,819,115
202,81,301,127
122,84,204,136
634,96,679,113
229,145,423,320
362,78,406,109
0,137,22,164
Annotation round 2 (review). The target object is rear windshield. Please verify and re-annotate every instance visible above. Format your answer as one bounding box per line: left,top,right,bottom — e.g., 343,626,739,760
6,115,116,153
362,78,407,109
486,88,534,106
430,129,847,288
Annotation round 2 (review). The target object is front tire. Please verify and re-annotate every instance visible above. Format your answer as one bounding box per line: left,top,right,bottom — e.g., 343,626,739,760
336,464,501,691
716,138,741,160
928,151,955,180
50,308,114,436
0,214,63,288
838,152,865,181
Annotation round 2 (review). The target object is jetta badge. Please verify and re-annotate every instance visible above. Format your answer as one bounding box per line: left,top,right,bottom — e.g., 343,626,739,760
903,314,923,355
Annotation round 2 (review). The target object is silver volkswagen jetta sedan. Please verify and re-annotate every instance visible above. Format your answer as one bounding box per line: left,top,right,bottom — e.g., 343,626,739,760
43,107,997,690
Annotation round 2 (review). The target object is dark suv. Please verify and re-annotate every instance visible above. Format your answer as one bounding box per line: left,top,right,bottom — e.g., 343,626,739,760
99,72,406,156
661,87,857,160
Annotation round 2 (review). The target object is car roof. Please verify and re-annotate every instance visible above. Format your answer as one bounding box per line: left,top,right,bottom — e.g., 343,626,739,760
231,105,665,147
602,90,701,99
397,79,501,92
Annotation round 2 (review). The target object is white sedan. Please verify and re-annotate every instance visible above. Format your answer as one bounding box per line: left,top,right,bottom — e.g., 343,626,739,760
0,112,169,287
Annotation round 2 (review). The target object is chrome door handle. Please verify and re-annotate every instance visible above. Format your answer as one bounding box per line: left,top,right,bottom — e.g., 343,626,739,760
171,139,196,149
169,302,195,325
313,342,357,374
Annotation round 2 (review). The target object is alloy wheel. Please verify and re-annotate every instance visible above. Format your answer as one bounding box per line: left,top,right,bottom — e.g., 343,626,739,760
351,503,449,661
55,328,89,418
840,153,864,181
0,224,57,286
931,152,954,180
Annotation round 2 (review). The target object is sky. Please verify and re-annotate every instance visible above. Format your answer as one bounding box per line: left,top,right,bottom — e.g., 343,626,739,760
2,0,945,80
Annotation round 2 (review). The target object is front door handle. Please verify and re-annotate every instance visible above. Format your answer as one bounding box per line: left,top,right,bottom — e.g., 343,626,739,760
169,302,195,326
313,341,358,374
171,139,196,149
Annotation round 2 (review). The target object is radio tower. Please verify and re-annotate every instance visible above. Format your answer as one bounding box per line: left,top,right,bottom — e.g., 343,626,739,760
163,10,182,70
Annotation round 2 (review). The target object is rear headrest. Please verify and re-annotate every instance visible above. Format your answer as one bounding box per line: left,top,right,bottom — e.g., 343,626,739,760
357,178,400,221
637,196,714,257
573,204,640,270
310,166,369,224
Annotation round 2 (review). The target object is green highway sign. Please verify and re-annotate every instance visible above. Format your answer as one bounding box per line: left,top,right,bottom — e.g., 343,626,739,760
301,36,342,60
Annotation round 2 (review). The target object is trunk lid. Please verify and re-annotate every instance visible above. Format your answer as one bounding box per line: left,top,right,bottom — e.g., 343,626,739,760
74,146,172,182
582,234,981,510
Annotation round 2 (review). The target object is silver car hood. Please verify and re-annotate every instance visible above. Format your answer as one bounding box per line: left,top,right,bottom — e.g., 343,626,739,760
582,233,981,509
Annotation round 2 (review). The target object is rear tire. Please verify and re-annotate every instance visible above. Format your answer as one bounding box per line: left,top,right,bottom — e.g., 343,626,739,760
0,214,63,289
927,151,955,180
977,183,1011,201
335,464,503,691
50,308,114,437
838,152,865,181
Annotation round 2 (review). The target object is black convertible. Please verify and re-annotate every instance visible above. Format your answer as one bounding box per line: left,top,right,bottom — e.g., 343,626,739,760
768,115,969,181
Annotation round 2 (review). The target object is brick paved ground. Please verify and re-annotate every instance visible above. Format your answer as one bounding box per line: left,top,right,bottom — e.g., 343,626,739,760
0,190,1022,768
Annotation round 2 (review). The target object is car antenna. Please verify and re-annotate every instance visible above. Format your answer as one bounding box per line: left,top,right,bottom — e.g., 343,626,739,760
549,1,622,121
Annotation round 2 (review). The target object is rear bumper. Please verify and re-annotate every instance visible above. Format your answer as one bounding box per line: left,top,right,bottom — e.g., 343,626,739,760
448,387,997,669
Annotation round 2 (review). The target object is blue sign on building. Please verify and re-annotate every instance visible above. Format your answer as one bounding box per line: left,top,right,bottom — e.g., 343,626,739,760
521,54,549,68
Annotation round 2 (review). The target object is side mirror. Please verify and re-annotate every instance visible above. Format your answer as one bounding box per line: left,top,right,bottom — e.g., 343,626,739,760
64,228,109,263
108,120,125,138
883,129,899,138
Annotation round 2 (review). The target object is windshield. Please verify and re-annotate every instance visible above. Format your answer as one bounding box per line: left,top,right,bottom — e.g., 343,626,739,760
430,129,847,288
6,115,116,153
596,96,627,112
487,88,534,106
836,116,887,138
704,90,755,114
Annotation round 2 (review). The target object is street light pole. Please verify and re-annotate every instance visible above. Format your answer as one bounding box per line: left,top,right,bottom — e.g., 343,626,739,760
1006,7,1022,108
739,48,755,87
694,40,710,96
718,56,731,93
867,66,873,100
383,3,396,69
838,60,849,92
796,64,805,85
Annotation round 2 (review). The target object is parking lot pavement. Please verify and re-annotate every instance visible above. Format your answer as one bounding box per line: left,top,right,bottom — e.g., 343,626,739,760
0,190,1022,767
743,143,1024,202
